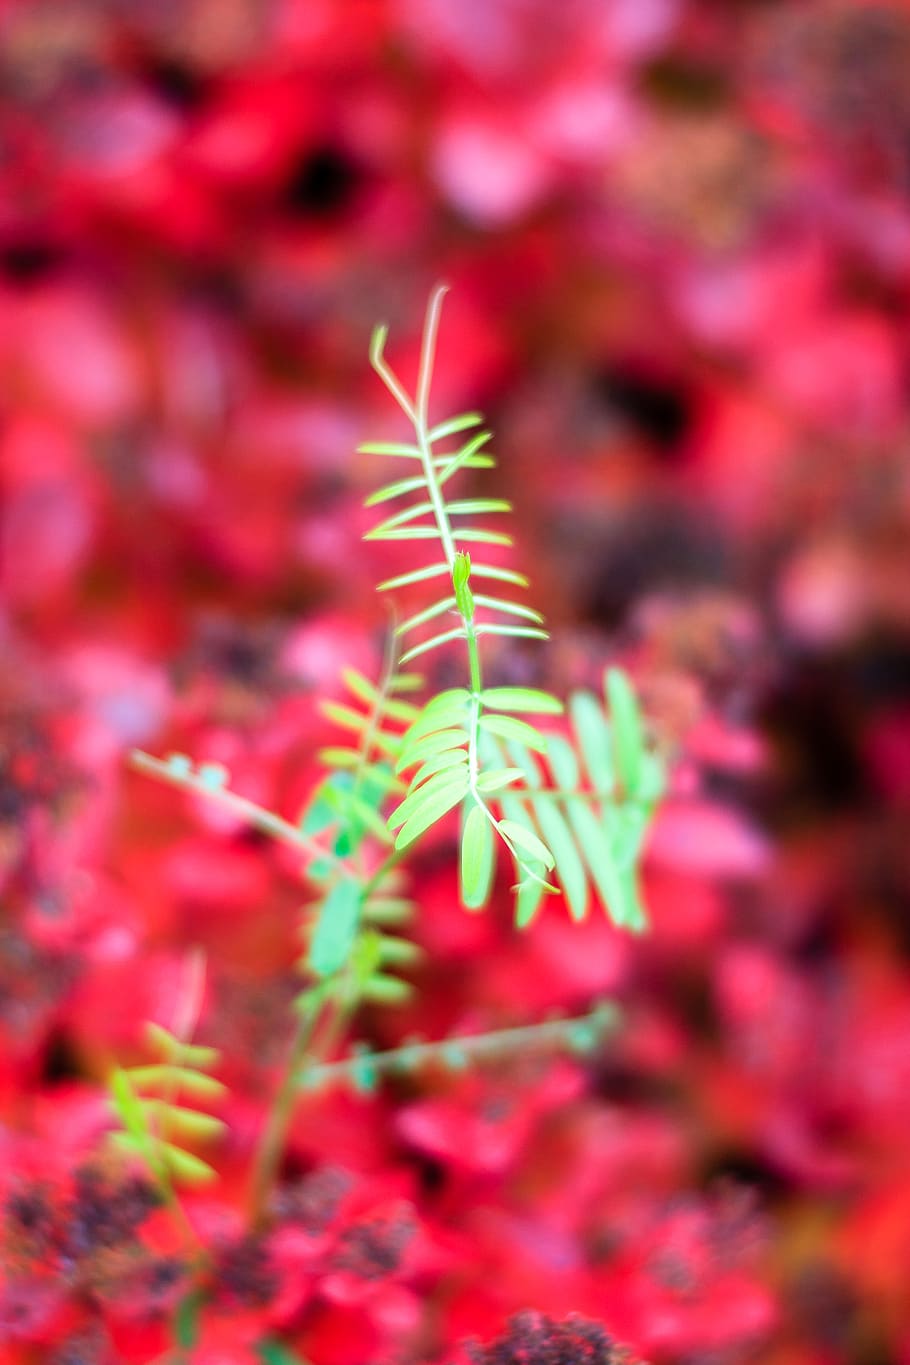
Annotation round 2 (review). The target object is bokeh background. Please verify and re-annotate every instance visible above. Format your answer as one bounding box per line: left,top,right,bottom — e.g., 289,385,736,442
2,1,910,1362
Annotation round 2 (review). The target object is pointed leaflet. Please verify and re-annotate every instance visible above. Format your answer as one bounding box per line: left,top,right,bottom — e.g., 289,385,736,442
479,713,548,752
308,880,361,978
562,799,626,927
606,667,644,797
476,767,525,792
389,767,470,833
505,740,589,922
364,475,428,507
400,689,471,743
395,727,467,773
399,628,466,664
160,1144,218,1184
145,1024,219,1070
410,749,469,790
480,687,563,715
497,819,555,870
569,691,614,793
392,771,470,849
428,411,484,441
460,804,495,910
128,1066,227,1102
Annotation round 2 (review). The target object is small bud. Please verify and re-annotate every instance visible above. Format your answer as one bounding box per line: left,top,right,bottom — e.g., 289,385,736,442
452,552,474,621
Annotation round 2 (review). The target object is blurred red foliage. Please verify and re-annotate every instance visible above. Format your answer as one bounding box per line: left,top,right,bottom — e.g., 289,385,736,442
2,0,910,1361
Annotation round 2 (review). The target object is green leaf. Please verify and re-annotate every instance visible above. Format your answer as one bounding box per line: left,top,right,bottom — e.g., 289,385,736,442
515,877,547,928
468,565,530,588
362,973,413,1004
396,726,467,774
141,1101,227,1142
500,742,588,921
428,411,484,441
534,800,589,922
399,628,466,664
401,690,470,742
636,751,666,804
371,526,445,541
110,1069,151,1145
480,687,564,716
389,671,424,692
446,498,512,516
473,594,544,624
606,667,644,796
393,772,470,849
144,1024,219,1069
476,624,549,643
497,818,555,869
315,745,361,770
161,1143,219,1185
476,768,525,793
127,1066,227,1101
569,691,613,793
394,597,457,638
461,804,494,910
410,749,469,789
364,476,427,507
479,714,548,752
339,667,379,704
357,440,422,458
341,794,395,845
447,528,513,546
564,801,626,925
377,562,450,592
437,429,494,479
308,880,361,978
546,734,580,789
616,862,649,933
361,896,415,924
377,935,423,967
320,701,368,734
389,767,471,829
365,499,438,538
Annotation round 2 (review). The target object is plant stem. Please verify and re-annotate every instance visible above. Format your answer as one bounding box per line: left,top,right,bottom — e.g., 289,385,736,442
246,997,324,1229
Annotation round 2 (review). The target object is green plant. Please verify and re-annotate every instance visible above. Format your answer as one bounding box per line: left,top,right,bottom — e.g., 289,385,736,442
112,287,666,1351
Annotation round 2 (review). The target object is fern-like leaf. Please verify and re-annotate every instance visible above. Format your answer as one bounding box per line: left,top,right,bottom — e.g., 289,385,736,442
109,954,227,1190
468,668,665,927
364,289,570,895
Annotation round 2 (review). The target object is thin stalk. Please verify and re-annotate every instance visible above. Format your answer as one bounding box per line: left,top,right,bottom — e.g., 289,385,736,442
131,750,350,874
298,1001,620,1090
246,996,325,1229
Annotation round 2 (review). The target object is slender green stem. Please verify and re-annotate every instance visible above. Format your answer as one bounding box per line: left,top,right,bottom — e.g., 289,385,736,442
297,1001,620,1091
247,997,325,1229
131,751,349,874
246,965,372,1231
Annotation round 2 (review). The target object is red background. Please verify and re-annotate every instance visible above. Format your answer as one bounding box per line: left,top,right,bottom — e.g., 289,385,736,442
2,2,910,1362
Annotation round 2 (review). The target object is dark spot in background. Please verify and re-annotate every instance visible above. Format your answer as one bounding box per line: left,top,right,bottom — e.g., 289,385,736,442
761,662,869,817
0,240,65,283
142,55,208,110
280,146,361,218
701,1149,793,1200
641,55,731,110
41,1031,83,1085
574,507,727,629
594,366,693,455
847,638,910,706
